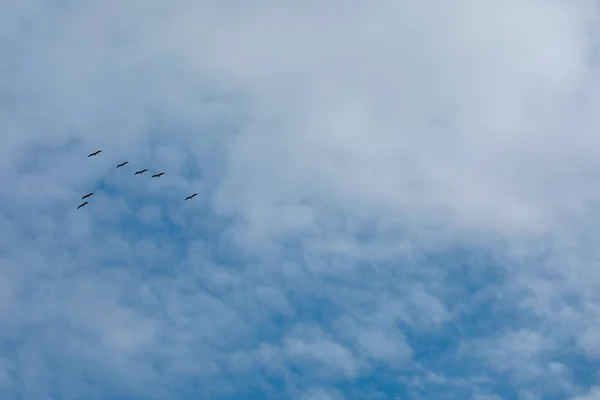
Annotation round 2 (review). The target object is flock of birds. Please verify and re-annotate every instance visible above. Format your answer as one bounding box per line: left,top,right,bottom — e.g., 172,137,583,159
76,149,198,209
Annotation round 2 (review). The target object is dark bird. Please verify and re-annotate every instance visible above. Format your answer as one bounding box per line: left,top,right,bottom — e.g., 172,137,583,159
184,193,198,201
134,169,148,175
88,150,102,157
77,201,89,209
81,192,94,200
152,172,165,178
117,161,129,168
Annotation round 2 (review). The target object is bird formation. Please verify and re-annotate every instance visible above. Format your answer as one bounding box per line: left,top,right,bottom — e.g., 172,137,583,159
77,150,198,209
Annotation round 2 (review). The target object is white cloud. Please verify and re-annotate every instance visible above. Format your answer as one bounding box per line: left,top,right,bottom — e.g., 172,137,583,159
2,0,600,398
574,387,600,400
301,387,345,400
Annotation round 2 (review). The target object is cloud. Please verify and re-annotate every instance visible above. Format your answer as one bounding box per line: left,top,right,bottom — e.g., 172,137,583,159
574,387,600,400
1,0,600,398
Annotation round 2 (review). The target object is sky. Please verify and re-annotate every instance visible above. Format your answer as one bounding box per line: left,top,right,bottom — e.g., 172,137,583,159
2,0,600,399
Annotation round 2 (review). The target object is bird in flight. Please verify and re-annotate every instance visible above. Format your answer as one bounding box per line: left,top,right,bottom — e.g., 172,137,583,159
134,169,148,175
88,150,102,157
117,161,129,168
152,172,165,178
184,193,198,201
77,201,89,209
81,192,94,200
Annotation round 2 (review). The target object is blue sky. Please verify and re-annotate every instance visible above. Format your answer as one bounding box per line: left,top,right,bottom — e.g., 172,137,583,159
2,0,600,399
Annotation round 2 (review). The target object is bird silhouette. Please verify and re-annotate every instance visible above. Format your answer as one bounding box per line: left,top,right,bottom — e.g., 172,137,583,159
81,192,94,200
117,161,128,168
184,193,198,201
134,169,148,175
152,172,165,178
88,150,102,157
77,201,89,209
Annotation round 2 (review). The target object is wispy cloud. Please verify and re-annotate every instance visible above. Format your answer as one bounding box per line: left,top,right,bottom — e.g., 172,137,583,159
2,0,600,399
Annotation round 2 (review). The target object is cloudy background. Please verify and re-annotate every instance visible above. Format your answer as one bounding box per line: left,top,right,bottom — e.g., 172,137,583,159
2,0,600,398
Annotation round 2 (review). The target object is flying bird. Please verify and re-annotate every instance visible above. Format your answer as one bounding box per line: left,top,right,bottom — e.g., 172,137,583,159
134,169,148,175
77,201,89,209
152,172,165,178
81,192,94,200
117,161,129,168
88,150,102,157
184,193,198,201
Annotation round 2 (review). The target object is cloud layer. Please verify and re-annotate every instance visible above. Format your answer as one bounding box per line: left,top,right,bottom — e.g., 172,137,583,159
2,0,600,398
